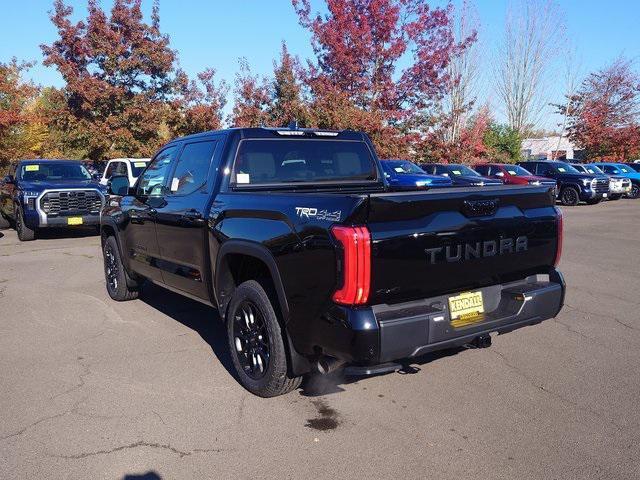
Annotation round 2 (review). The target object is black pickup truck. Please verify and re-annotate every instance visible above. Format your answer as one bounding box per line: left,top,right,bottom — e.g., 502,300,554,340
101,127,565,397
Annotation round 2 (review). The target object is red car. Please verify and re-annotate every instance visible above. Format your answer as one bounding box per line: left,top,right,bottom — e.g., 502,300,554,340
474,163,557,186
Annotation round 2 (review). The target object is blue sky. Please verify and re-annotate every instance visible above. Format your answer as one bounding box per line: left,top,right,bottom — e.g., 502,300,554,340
1,0,639,128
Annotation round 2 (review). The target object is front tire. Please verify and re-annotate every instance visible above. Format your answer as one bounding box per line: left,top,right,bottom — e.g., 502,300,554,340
103,236,139,301
629,184,640,199
15,206,35,241
227,280,302,397
560,186,580,206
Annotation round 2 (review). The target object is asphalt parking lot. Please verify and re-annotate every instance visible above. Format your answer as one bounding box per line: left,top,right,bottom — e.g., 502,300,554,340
1,200,639,480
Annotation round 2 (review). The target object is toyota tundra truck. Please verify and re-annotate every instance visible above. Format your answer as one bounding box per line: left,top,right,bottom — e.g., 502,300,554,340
100,127,565,397
0,159,105,240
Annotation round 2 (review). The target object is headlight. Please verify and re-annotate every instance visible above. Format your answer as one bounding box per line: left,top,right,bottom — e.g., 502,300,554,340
581,179,591,187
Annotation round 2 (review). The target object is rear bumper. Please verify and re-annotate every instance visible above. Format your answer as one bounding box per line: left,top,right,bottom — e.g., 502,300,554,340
321,269,565,366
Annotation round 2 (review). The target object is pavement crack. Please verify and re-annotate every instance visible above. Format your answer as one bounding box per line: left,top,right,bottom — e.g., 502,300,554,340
0,398,85,442
50,357,92,400
564,303,638,332
48,440,222,459
492,350,626,431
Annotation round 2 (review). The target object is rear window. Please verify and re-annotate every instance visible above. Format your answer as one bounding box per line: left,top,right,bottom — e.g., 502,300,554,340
232,139,377,186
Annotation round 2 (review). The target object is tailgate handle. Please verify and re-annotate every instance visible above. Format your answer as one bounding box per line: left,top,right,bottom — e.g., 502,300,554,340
462,199,499,217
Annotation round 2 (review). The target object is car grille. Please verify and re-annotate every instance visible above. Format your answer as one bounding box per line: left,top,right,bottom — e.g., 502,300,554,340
593,179,609,194
40,190,103,216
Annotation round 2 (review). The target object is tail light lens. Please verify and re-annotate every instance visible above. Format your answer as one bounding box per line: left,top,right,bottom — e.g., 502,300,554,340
554,207,563,267
331,225,371,305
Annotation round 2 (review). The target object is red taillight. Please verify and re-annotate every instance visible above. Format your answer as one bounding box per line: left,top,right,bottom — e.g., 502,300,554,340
331,225,371,305
554,207,563,267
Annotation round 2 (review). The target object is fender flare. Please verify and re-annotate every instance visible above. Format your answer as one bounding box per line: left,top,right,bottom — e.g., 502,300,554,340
215,240,290,323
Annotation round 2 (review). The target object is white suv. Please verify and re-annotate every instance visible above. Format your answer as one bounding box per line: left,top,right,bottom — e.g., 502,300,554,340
100,158,150,187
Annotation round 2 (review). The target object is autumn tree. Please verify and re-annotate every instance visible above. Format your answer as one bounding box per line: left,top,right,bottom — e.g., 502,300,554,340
269,42,309,127
0,59,40,173
41,0,224,160
293,0,472,158
171,68,228,135
559,58,640,160
229,59,271,128
420,106,490,163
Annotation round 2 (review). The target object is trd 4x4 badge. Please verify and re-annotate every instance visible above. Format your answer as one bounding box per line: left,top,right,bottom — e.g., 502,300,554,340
295,207,341,221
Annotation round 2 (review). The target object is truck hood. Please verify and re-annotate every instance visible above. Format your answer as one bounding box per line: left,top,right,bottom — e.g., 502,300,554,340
19,180,105,192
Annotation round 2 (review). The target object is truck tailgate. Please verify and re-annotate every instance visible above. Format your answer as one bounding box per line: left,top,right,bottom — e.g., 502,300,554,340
365,185,559,305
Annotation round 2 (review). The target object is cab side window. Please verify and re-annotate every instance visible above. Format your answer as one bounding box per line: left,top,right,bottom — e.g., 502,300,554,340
168,141,217,196
104,162,118,179
115,162,128,176
137,147,177,197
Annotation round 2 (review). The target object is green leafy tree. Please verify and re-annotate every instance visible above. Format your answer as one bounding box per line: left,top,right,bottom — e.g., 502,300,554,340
483,123,522,162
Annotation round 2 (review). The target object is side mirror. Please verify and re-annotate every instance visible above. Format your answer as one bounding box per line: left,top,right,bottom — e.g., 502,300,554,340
107,175,131,196
3,175,14,184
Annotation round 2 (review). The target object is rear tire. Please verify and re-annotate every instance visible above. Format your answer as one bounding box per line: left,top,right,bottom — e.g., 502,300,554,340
103,235,139,301
226,280,302,397
15,206,35,241
560,186,580,206
629,184,640,199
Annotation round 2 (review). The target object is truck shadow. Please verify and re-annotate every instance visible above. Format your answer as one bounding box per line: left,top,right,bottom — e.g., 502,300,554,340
138,282,238,381
137,282,468,398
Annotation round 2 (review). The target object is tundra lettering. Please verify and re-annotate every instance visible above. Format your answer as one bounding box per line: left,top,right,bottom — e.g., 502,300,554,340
424,236,529,264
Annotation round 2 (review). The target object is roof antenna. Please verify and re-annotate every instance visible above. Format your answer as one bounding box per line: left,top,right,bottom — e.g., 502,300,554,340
288,119,298,130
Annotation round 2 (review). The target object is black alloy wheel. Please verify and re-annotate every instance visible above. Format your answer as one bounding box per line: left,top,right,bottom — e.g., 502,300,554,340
630,184,640,199
104,242,119,292
226,280,302,397
102,235,139,301
560,187,579,206
231,300,271,380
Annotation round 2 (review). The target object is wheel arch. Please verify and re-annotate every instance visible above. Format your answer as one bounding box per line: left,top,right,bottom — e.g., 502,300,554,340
215,240,312,377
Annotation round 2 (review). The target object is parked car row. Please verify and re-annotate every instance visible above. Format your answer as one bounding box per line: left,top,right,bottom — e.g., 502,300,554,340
381,158,640,206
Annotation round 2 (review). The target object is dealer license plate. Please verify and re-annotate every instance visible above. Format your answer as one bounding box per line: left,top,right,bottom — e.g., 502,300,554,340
67,217,83,226
448,291,484,328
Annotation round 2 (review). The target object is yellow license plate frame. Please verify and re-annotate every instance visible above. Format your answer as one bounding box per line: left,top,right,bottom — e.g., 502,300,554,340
448,291,485,328
67,217,83,226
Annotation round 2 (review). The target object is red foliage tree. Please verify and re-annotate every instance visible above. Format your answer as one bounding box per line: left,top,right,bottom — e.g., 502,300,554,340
420,105,490,163
292,0,472,158
229,59,271,127
560,58,640,161
41,0,227,159
269,42,310,127
0,59,40,171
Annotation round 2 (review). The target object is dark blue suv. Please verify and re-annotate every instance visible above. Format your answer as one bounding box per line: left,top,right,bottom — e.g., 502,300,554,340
518,160,610,206
380,159,452,190
0,159,105,241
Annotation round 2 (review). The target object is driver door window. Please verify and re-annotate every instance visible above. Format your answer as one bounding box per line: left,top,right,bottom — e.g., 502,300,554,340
136,147,177,197
168,141,217,196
